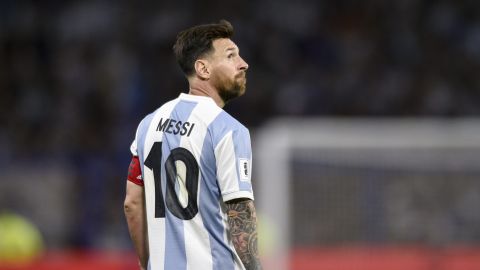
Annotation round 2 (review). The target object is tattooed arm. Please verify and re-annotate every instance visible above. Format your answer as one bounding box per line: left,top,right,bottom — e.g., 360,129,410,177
225,198,262,270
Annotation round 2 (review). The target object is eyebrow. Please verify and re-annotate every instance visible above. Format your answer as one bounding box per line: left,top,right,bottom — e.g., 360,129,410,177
225,46,238,52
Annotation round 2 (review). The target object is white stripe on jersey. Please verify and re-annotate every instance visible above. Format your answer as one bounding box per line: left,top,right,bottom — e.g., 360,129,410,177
215,131,240,201
142,99,178,269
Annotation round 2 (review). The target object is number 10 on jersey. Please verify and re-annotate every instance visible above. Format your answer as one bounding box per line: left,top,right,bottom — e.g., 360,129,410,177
144,142,199,220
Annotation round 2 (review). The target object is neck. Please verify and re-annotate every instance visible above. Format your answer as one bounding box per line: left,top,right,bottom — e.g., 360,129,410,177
188,78,225,108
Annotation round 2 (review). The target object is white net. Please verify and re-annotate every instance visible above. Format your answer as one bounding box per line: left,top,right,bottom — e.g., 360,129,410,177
254,118,480,269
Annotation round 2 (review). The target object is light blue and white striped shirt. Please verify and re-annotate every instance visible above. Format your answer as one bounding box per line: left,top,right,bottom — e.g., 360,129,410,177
130,93,254,270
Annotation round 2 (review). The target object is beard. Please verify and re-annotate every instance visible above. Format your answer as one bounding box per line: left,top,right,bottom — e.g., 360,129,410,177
212,72,246,104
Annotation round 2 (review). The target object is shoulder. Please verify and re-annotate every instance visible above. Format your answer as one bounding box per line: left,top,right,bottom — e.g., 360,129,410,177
212,110,248,132
209,110,249,147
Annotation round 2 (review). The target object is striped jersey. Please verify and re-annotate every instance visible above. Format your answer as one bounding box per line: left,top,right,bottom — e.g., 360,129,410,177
130,93,254,270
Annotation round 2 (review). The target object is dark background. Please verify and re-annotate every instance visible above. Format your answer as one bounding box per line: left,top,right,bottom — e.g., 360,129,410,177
1,0,480,251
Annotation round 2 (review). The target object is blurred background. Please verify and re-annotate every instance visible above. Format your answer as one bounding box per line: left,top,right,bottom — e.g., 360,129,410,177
1,0,480,269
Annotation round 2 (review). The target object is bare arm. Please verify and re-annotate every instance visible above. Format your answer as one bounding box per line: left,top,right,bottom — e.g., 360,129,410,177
124,181,149,269
225,198,262,270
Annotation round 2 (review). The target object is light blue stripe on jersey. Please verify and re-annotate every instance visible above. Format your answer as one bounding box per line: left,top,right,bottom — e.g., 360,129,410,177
199,130,235,270
162,99,197,270
210,111,252,192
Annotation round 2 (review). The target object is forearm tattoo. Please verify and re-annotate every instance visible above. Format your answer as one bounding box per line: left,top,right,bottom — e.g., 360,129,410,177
226,199,262,270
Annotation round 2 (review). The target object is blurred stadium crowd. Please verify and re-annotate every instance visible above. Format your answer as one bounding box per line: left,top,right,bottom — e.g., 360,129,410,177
1,0,480,251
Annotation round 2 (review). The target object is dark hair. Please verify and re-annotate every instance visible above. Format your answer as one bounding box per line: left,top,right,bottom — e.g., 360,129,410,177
173,20,234,76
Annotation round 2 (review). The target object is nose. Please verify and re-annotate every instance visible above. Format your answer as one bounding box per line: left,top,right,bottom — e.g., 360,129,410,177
239,57,248,71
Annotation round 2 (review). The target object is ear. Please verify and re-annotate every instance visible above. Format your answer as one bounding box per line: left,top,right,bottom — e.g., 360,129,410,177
194,59,210,80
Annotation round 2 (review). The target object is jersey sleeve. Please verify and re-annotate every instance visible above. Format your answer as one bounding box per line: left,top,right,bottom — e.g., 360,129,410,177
214,126,254,202
127,123,143,186
130,137,138,156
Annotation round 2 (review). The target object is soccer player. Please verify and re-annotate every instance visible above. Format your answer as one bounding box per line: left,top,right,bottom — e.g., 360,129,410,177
123,20,262,270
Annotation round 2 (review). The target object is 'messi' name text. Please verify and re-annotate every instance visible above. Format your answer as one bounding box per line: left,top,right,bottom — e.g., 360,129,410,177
156,118,195,137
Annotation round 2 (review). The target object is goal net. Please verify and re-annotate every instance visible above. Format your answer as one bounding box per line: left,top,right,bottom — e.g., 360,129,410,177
254,118,480,270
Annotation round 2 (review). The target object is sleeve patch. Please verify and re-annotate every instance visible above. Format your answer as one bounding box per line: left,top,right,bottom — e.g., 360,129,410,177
238,158,251,182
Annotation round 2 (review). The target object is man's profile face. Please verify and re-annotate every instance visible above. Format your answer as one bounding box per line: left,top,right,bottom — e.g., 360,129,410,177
208,38,249,103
